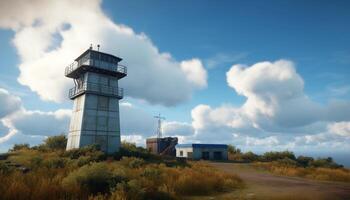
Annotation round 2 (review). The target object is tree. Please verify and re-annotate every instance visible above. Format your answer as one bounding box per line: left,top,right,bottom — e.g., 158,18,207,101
296,156,314,167
43,135,67,150
228,145,241,154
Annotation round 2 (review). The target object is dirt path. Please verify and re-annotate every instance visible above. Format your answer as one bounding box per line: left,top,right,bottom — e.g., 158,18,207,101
209,162,350,200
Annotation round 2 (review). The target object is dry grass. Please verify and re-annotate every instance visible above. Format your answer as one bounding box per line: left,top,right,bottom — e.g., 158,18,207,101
253,162,350,182
0,149,243,200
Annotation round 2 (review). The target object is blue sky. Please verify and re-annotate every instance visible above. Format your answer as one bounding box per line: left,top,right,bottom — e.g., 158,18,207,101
103,0,350,121
0,0,350,165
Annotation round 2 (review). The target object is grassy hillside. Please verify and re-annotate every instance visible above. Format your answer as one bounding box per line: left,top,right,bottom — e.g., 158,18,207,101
0,136,243,200
227,145,350,183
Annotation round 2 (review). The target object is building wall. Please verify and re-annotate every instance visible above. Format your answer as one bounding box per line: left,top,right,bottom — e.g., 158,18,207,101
176,147,193,158
176,146,228,160
193,147,228,160
146,137,178,156
146,138,159,154
66,72,121,153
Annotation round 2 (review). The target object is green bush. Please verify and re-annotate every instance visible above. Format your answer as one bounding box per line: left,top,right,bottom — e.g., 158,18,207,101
0,162,13,174
62,162,124,195
111,180,145,200
310,157,343,169
241,151,259,162
276,158,298,167
63,144,106,160
114,141,155,160
120,157,145,168
296,156,314,167
228,145,241,154
43,157,66,169
30,156,43,169
42,135,67,150
262,151,296,162
10,144,30,152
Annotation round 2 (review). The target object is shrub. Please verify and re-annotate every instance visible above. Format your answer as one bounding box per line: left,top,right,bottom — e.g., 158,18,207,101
253,162,350,182
310,157,343,169
30,156,43,169
228,145,241,154
120,157,145,168
43,157,66,169
241,151,259,162
114,141,155,160
262,151,296,162
62,162,124,195
42,135,67,150
63,144,106,161
296,156,314,167
111,180,145,200
276,158,298,167
173,162,243,196
10,144,30,152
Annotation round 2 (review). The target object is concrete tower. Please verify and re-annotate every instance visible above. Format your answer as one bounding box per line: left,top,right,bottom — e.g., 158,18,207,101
65,47,127,153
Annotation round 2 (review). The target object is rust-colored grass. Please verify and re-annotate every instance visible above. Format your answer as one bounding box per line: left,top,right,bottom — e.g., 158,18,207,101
0,149,243,200
253,162,350,182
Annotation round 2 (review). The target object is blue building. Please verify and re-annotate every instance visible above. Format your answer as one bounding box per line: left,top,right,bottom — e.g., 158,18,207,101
175,144,228,160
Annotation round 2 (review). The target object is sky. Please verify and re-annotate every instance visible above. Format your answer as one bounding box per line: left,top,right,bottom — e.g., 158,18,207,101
0,0,350,165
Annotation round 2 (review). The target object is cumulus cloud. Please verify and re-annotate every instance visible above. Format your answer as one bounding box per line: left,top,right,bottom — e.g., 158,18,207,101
0,122,9,138
189,60,350,146
0,88,21,118
328,121,350,137
8,109,71,136
0,88,71,148
0,0,206,106
121,135,145,147
245,136,279,146
120,103,156,137
180,59,207,88
163,121,194,136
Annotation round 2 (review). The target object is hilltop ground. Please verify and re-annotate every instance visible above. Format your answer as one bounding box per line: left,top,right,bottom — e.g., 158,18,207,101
1,136,350,200
193,162,350,200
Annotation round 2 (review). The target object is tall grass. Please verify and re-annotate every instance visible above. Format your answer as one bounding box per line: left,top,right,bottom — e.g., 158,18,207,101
0,147,243,200
254,161,350,182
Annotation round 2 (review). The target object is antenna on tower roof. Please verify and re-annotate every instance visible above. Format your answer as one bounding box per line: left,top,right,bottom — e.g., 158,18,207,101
97,44,100,51
89,44,93,50
154,113,165,138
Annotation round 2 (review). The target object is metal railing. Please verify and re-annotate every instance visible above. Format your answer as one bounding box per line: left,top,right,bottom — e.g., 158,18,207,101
69,82,123,99
65,58,127,76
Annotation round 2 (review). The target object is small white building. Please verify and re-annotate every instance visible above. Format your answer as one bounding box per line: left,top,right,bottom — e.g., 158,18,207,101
175,144,228,160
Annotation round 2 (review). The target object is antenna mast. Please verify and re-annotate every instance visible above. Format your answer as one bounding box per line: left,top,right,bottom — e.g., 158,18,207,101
154,113,165,138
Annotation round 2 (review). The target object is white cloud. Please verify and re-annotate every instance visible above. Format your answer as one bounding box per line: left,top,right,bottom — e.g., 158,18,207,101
0,88,71,148
188,60,350,146
0,0,206,106
0,122,9,138
163,121,194,136
180,59,207,88
0,88,21,118
245,136,279,146
121,135,145,147
8,109,71,136
205,52,247,68
120,103,156,137
328,121,350,137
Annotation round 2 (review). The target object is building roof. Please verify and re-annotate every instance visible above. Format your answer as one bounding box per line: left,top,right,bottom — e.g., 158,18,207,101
75,49,122,62
176,143,228,149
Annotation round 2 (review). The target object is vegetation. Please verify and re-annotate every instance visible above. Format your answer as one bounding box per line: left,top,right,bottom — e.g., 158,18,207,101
253,159,350,182
227,145,350,182
0,136,243,200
